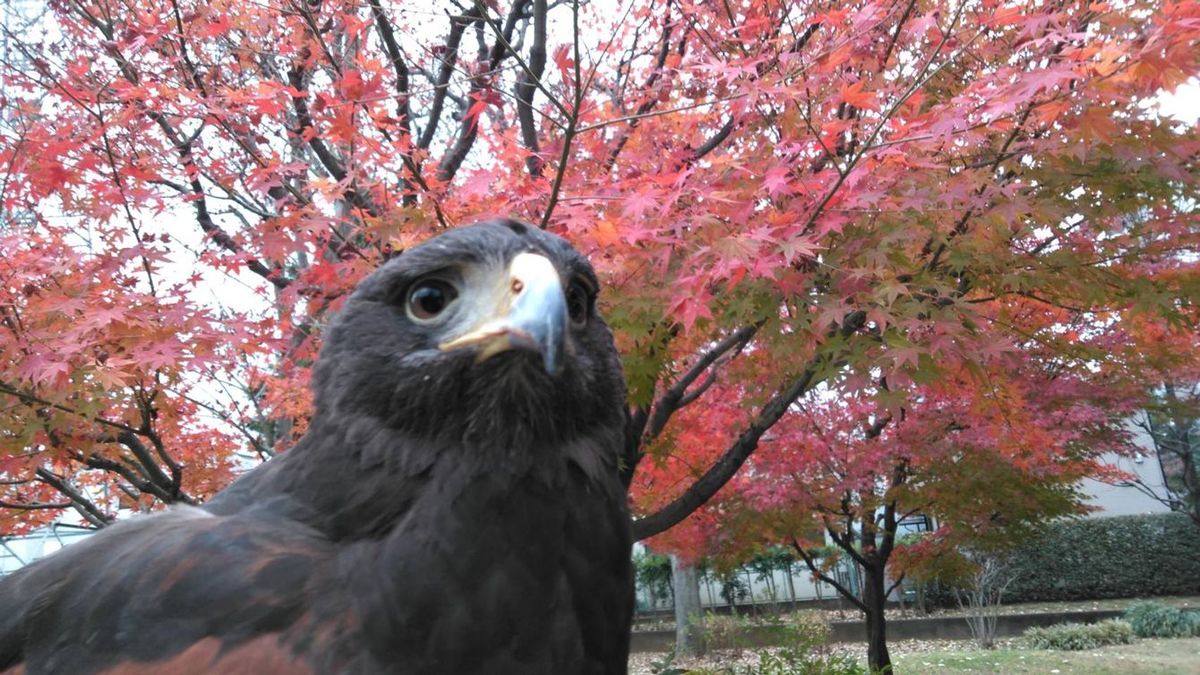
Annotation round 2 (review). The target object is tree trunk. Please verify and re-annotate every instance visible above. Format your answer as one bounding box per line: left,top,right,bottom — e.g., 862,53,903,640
672,555,706,657
744,568,757,614
861,561,892,673
785,561,797,605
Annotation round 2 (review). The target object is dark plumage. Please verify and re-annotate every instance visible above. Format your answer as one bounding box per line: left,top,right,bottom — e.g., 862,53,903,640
0,220,633,674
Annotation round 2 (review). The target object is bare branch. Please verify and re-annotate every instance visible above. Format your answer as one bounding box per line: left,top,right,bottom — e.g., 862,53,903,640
791,538,868,612
287,62,382,217
688,117,736,163
368,0,413,140
34,468,112,528
646,323,759,441
537,0,581,229
0,500,70,510
605,10,675,170
418,12,473,150
515,0,548,176
437,1,528,183
0,380,141,435
631,312,866,540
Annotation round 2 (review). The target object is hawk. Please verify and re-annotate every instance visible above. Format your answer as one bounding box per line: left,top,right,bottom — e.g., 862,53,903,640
0,219,633,674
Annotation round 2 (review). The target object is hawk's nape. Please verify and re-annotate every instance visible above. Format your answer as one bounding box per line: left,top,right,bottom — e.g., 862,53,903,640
0,219,634,675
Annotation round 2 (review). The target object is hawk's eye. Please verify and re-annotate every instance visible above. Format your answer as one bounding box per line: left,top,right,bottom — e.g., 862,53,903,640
567,281,589,328
406,278,458,322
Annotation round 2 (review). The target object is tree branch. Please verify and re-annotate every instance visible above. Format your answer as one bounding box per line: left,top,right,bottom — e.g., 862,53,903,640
791,538,868,612
287,61,382,217
368,0,413,141
688,117,735,163
605,9,675,170
188,166,289,288
0,500,70,510
75,450,173,503
114,430,174,498
417,12,473,150
437,1,527,183
537,0,581,228
515,0,547,176
621,323,757,485
34,468,112,528
676,368,719,409
646,323,759,440
880,0,917,69
827,508,872,568
631,311,866,540
0,380,141,435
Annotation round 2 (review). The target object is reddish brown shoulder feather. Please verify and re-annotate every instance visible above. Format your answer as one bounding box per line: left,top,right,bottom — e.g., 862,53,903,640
96,635,312,675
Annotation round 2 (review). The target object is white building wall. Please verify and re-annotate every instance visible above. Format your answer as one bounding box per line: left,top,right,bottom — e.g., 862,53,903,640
0,525,93,575
1080,422,1173,518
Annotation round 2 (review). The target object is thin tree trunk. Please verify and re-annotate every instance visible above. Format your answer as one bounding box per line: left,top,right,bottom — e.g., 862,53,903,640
862,561,892,672
785,561,797,606
672,555,706,657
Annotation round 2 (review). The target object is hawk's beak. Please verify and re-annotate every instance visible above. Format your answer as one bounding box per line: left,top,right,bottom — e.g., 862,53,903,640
438,252,567,374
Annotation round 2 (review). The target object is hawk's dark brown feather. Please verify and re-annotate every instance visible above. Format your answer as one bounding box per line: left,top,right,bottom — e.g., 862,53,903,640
0,220,633,674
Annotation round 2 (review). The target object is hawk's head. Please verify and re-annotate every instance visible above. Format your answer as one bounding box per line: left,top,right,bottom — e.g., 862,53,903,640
312,219,626,447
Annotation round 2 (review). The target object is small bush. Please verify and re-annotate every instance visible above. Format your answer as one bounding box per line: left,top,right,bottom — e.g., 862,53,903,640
784,611,833,646
1089,619,1138,645
646,648,689,675
701,611,830,654
698,612,863,674
702,614,754,653
729,647,868,675
1123,601,1196,638
691,647,866,675
1023,619,1135,650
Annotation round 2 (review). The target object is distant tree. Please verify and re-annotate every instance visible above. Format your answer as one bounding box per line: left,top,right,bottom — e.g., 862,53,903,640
634,550,674,608
638,347,1146,670
1134,378,1200,527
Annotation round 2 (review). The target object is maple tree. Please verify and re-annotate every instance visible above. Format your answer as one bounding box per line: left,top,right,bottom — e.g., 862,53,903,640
0,0,1197,664
635,339,1145,667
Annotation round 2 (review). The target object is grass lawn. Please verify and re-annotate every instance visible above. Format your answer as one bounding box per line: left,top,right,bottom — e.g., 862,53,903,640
893,637,1200,674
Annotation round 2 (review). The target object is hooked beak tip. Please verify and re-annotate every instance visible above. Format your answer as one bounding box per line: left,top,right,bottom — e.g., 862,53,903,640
438,253,568,374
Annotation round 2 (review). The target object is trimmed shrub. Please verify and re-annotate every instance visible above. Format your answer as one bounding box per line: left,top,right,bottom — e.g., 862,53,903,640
688,647,866,675
1003,513,1200,603
729,647,868,675
1023,619,1135,650
1123,601,1199,638
1186,611,1200,636
702,614,758,653
696,612,864,675
701,611,830,654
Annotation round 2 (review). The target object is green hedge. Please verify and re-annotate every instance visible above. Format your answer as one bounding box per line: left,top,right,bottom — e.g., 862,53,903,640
1003,513,1200,603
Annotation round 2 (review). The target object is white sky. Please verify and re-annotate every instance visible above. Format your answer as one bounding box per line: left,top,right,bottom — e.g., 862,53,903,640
1157,77,1199,123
